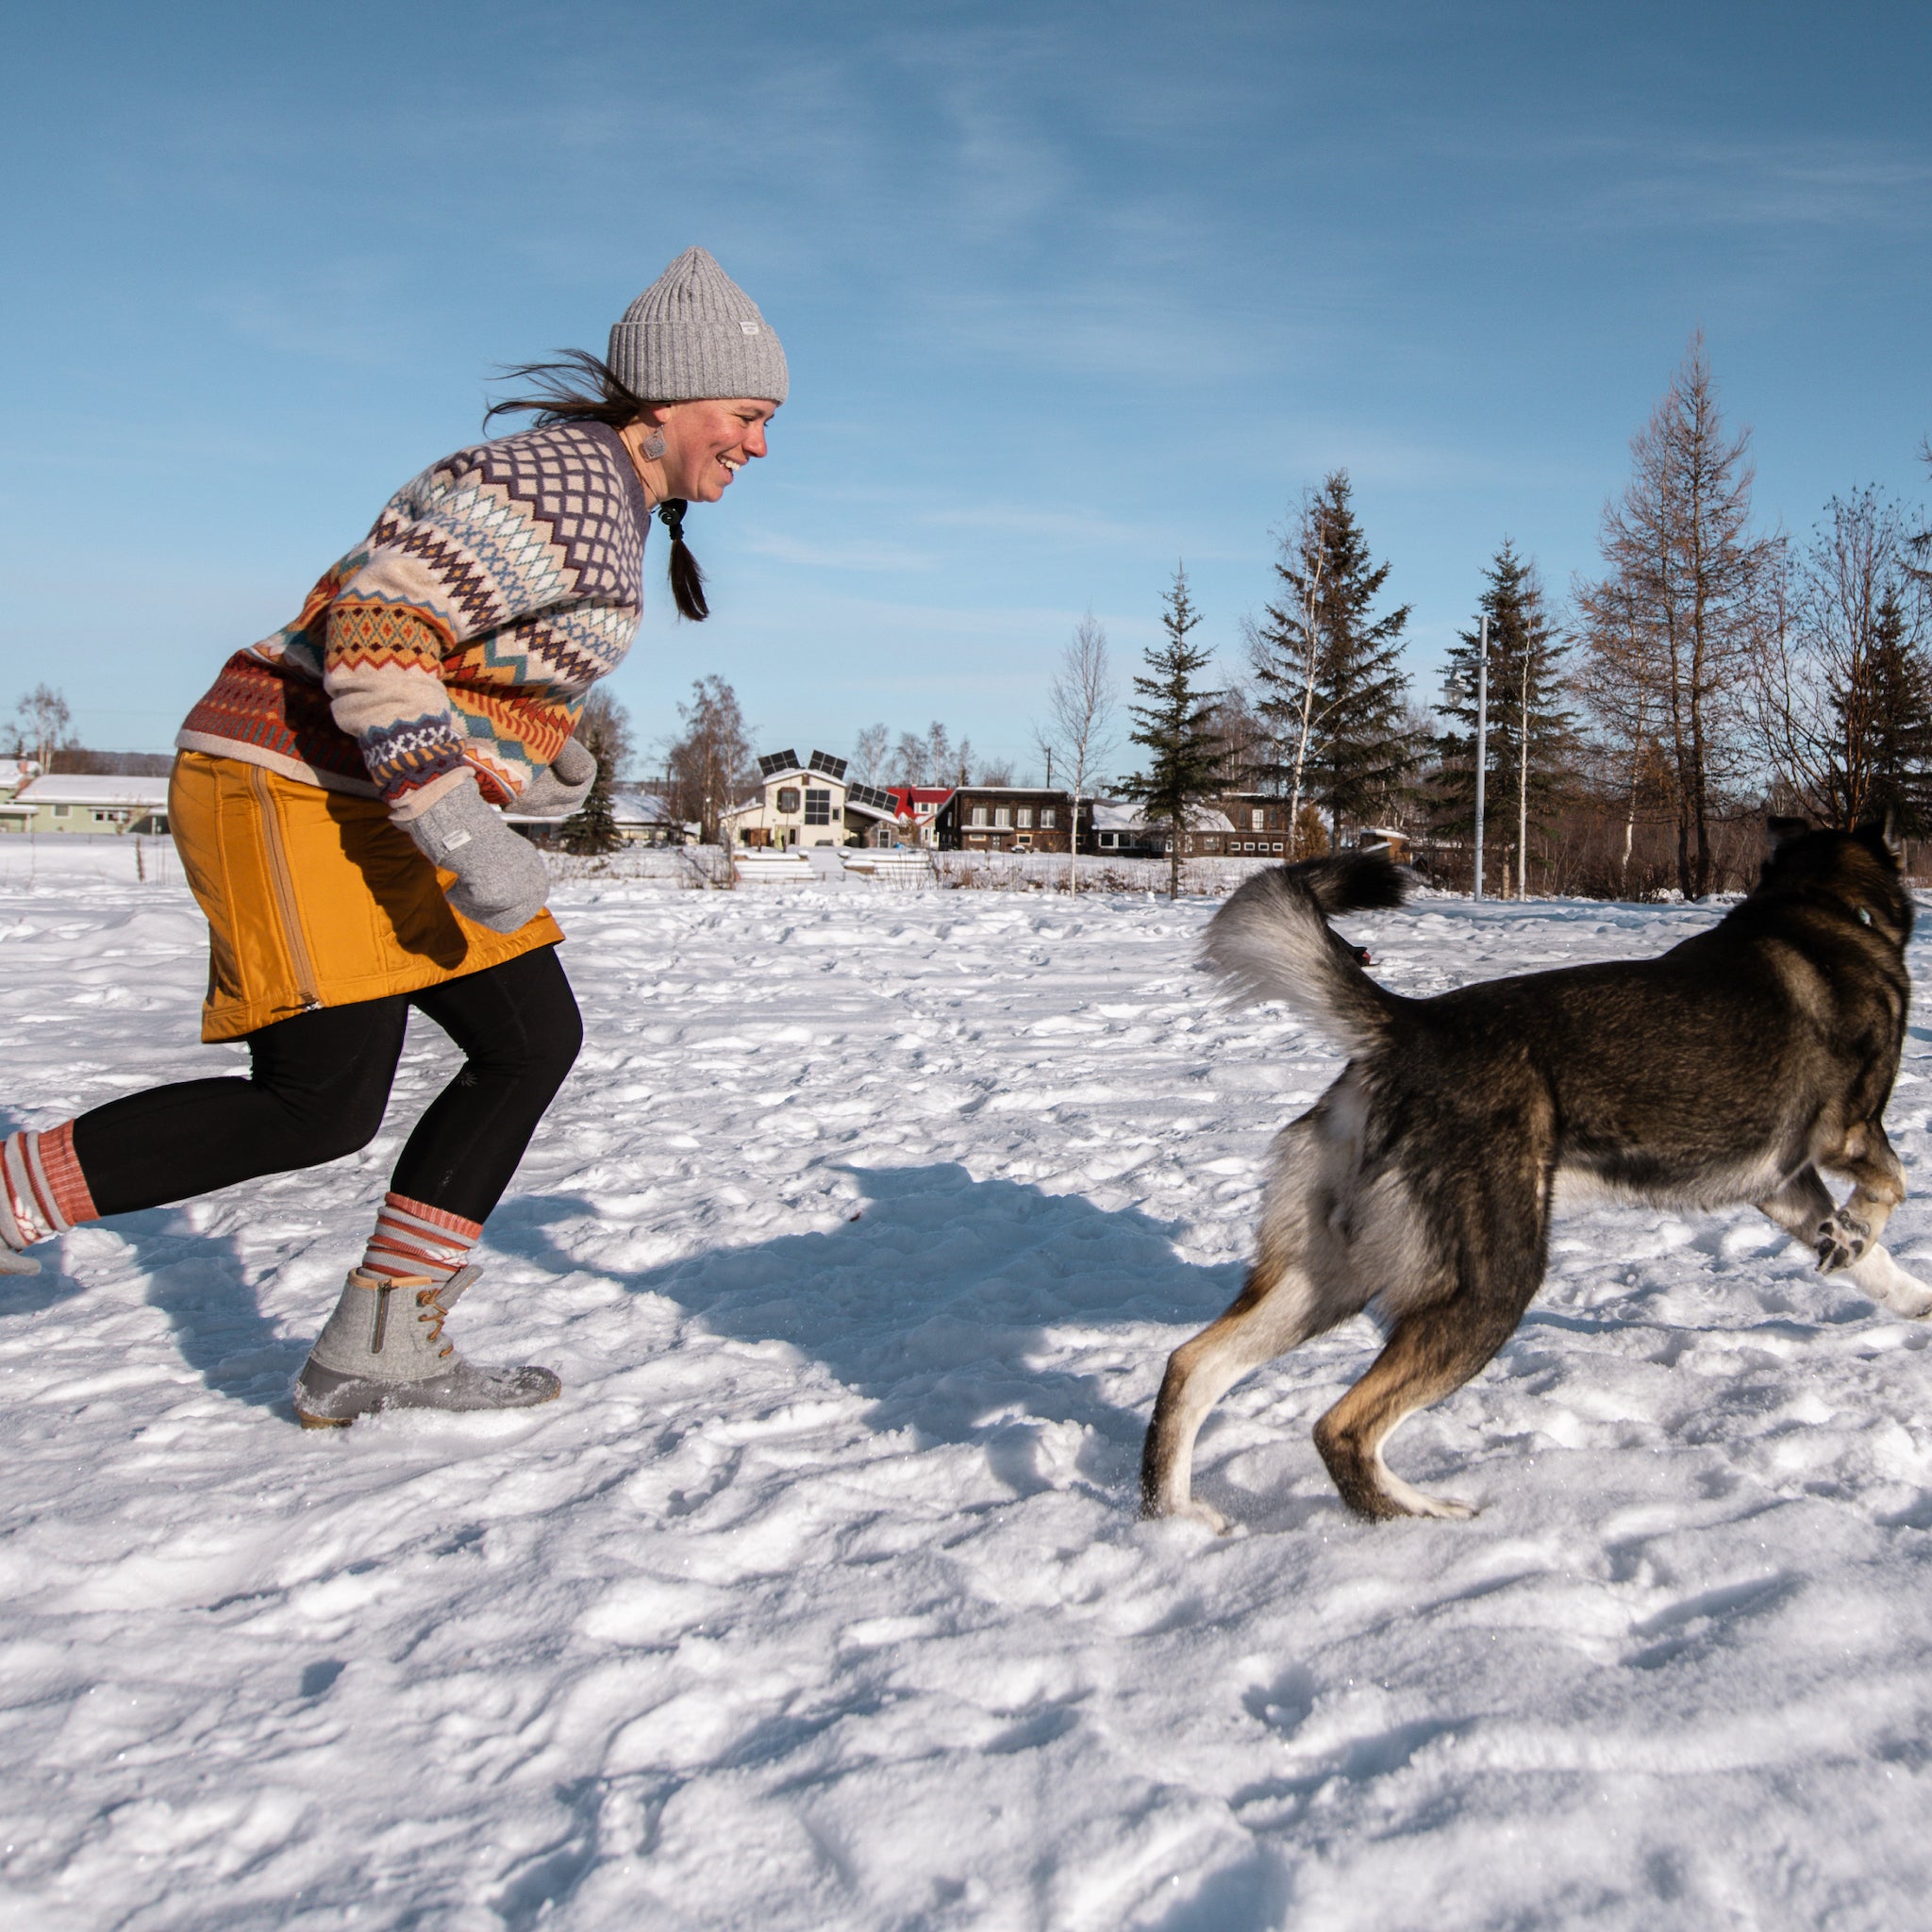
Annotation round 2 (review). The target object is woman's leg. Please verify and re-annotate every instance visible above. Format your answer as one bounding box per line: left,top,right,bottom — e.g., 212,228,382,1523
65,998,412,1218
19,943,576,1261
391,943,583,1224
2,1000,408,1264
295,947,580,1424
336,947,580,1292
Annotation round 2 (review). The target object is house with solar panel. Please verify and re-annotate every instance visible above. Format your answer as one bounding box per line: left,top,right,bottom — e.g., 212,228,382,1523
719,749,911,849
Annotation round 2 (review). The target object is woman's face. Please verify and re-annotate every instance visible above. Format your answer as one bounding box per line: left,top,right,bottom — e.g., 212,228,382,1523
650,398,776,503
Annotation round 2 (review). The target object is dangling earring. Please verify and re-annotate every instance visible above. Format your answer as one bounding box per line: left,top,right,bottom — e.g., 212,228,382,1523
639,425,667,460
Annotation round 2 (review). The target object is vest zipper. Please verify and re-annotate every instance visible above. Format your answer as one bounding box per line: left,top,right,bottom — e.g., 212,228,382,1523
246,765,324,1012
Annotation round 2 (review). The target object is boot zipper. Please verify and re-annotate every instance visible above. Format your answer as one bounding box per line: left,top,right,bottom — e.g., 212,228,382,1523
372,1282,392,1353
247,766,324,1012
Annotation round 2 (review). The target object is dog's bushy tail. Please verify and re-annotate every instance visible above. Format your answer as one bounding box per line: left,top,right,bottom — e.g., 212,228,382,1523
1201,853,1410,1049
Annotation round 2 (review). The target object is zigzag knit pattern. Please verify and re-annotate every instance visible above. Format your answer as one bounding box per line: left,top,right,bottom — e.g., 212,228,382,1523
177,420,652,811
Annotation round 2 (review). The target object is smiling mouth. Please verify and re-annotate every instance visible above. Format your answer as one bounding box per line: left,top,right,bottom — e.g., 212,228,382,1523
720,455,742,476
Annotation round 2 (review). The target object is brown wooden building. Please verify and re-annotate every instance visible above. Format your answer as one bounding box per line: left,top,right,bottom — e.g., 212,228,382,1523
1205,796,1412,862
1210,794,1301,858
935,787,1091,854
1089,800,1242,857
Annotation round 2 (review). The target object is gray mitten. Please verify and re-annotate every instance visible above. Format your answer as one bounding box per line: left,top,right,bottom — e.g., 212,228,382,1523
515,735,598,818
404,776,550,933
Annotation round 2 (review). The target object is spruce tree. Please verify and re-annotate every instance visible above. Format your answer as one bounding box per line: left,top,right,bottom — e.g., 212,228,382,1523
1252,471,1413,844
559,691,631,856
1126,562,1223,900
1860,585,1932,836
1434,541,1576,892
558,762,622,855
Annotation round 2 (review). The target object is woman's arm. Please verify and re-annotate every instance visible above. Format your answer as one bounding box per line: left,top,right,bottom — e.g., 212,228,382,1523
322,598,472,821
319,429,638,818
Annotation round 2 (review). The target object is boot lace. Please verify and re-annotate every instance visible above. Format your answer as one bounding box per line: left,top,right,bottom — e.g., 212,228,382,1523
413,1285,456,1358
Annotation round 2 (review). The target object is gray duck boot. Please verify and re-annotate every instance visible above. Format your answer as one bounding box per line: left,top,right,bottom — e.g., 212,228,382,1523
292,1266,561,1427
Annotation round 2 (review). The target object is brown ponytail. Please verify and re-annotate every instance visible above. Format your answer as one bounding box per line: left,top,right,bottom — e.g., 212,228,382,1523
658,500,709,622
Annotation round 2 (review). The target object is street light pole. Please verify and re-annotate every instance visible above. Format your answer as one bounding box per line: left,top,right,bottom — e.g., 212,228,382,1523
1473,613,1489,902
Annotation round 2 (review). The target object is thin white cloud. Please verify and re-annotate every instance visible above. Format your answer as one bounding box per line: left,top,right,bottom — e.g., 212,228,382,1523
919,504,1158,545
741,531,940,573
1427,122,1932,235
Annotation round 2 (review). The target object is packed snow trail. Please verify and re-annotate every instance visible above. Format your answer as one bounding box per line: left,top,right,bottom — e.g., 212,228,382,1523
5,844,1932,1929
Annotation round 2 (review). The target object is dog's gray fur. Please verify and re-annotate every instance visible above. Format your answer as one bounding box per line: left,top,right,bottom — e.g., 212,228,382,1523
1142,825,1925,1528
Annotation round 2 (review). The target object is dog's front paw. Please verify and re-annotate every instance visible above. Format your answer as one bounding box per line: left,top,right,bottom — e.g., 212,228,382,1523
1843,1244,1932,1317
1887,1281,1932,1320
1143,1496,1235,1535
1817,1212,1872,1274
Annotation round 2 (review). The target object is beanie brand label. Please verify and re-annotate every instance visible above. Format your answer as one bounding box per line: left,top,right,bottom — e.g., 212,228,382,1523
740,322,760,335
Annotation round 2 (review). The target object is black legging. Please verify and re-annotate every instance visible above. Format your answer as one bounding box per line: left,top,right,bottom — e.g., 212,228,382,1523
72,945,582,1225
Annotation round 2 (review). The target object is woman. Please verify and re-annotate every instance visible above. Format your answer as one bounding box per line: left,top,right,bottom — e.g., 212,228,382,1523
0,246,785,1426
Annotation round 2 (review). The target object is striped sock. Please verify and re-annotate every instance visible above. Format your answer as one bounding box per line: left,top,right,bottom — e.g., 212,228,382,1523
358,1191,482,1285
0,1124,100,1253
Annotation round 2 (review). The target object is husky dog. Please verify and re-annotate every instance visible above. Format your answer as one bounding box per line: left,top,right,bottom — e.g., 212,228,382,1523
1141,824,1927,1527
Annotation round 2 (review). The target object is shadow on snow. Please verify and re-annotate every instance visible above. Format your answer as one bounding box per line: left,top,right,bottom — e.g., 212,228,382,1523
491,1161,1243,1464
0,1156,1247,1451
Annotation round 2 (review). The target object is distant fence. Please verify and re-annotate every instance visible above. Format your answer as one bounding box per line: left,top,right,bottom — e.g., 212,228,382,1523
933,851,1279,896
536,843,1292,895
540,844,730,888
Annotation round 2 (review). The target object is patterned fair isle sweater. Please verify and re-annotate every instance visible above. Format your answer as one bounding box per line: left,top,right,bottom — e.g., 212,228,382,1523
178,419,651,818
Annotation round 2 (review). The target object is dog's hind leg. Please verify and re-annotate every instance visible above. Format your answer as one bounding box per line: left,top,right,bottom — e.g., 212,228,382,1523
1311,1164,1548,1522
1142,1091,1375,1530
1309,1297,1524,1520
1757,1162,1932,1317
1141,1239,1339,1532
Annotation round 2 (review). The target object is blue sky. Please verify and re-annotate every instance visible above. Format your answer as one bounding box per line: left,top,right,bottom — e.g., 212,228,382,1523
3,0,1928,778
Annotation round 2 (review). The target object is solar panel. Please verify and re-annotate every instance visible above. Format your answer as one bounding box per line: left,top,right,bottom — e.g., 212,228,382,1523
758,750,800,778
846,782,899,813
808,750,849,779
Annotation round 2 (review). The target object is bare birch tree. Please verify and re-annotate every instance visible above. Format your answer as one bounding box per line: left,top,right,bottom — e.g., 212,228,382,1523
1748,488,1931,827
10,685,73,774
1037,614,1118,893
666,675,753,844
851,723,890,785
1573,571,1674,891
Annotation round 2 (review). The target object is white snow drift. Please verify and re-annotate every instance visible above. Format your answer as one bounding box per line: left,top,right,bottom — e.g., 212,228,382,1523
4,842,1932,1929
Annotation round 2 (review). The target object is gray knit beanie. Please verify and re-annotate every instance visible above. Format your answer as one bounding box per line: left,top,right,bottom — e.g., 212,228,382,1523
608,247,789,406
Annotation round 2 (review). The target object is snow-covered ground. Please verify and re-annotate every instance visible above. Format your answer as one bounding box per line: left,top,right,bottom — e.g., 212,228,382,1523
7,842,1932,1930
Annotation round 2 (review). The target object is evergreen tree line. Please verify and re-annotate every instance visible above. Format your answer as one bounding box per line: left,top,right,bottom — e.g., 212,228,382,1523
1146,334,1932,901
